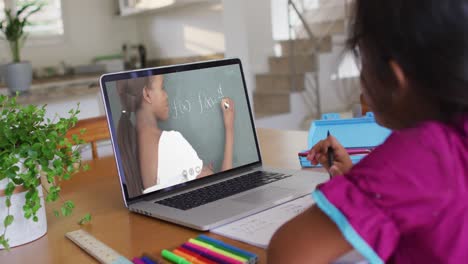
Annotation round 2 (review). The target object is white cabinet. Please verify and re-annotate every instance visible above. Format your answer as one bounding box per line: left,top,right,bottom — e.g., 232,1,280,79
118,0,219,16
40,92,105,121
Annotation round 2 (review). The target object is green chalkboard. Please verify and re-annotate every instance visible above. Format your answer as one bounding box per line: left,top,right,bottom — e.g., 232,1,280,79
105,64,259,172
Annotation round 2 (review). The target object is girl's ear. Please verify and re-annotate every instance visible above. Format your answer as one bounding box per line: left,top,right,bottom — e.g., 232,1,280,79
142,85,152,104
389,60,409,95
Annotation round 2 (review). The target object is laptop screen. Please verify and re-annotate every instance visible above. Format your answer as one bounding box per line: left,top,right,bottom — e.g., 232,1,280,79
100,59,261,200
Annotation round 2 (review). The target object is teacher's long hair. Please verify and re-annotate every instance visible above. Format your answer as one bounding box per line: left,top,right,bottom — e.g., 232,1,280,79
116,77,148,197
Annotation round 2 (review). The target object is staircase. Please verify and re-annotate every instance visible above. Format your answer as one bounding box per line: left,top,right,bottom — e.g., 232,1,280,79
254,52,318,116
254,36,330,117
254,0,358,123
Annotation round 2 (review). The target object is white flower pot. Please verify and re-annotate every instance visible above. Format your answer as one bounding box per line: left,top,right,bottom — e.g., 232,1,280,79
0,179,47,249
5,62,33,94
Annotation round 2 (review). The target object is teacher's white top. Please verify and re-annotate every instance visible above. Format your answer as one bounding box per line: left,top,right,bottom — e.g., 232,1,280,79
143,131,203,194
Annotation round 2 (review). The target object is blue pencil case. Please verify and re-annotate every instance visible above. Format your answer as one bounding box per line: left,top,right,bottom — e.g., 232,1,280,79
299,112,392,168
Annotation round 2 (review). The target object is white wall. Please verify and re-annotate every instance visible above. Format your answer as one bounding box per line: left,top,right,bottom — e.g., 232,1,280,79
271,0,290,41
0,0,140,68
222,0,275,104
318,35,360,114
242,0,275,76
0,1,224,68
137,2,225,60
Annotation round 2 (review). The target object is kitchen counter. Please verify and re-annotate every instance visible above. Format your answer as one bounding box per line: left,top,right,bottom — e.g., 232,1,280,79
0,74,102,105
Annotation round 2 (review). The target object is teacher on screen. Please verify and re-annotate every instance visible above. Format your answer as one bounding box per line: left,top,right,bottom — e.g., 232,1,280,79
117,75,235,197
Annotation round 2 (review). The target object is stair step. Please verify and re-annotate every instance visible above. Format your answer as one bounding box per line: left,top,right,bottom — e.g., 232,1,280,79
318,0,352,8
256,73,305,94
319,0,355,11
254,93,290,117
279,36,332,56
303,5,349,23
308,20,346,38
269,55,317,74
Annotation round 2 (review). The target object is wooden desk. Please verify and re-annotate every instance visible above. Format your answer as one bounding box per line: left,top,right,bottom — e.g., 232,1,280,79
0,128,314,263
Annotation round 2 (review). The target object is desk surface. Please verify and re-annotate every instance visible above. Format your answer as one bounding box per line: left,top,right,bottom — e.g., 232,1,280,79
0,128,315,263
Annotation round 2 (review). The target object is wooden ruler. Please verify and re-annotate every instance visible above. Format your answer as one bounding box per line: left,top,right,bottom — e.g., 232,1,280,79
65,229,133,264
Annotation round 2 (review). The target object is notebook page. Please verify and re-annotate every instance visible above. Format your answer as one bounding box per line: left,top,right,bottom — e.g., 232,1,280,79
211,194,367,264
211,195,313,248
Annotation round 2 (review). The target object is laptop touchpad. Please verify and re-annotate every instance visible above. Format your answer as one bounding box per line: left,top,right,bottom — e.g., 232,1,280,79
231,187,294,204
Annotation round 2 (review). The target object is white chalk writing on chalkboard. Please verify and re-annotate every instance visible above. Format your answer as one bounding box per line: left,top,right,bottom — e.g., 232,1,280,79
170,84,225,119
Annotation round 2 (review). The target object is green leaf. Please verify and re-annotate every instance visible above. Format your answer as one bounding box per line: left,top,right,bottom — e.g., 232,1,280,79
0,95,84,234
47,185,60,202
63,173,71,180
61,201,75,216
78,213,92,225
4,182,15,196
33,216,38,222
11,177,23,185
24,211,32,219
0,235,10,250
52,159,62,169
27,149,38,159
64,200,75,209
83,164,90,171
61,206,71,217
4,215,14,227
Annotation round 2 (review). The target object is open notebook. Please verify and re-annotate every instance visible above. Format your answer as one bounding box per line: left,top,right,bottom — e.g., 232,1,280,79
211,195,368,264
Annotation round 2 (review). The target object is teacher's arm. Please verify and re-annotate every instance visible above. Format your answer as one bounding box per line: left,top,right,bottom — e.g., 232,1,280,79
221,97,235,171
197,165,214,178
268,206,352,264
138,129,159,189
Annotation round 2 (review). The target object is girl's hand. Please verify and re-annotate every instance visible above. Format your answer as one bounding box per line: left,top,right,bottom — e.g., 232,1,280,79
307,135,352,176
221,97,235,132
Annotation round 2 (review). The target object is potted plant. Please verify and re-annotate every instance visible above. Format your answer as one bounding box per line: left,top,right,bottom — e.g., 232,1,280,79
0,95,91,250
0,1,43,94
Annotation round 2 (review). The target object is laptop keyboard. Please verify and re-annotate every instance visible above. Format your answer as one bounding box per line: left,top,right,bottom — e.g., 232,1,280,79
155,171,292,210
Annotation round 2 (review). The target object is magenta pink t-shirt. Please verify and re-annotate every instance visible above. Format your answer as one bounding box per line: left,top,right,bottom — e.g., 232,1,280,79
313,115,468,263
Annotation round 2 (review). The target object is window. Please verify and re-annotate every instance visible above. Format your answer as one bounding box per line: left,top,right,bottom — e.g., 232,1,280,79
0,1,4,21
1,0,64,37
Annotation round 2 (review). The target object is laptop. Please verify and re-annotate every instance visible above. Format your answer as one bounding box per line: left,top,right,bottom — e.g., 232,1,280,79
99,58,328,230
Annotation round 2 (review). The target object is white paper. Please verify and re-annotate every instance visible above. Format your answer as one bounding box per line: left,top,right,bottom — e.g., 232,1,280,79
211,195,368,264
212,195,314,248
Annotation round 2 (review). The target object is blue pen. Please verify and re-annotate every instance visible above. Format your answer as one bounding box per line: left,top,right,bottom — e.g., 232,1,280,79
327,130,334,178
140,256,157,264
197,235,258,263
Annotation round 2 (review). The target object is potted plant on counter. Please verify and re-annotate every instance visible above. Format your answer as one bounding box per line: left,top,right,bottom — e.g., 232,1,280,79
0,1,43,94
0,95,91,250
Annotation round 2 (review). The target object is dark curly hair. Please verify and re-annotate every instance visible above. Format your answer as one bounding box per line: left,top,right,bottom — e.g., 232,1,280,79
347,0,468,123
